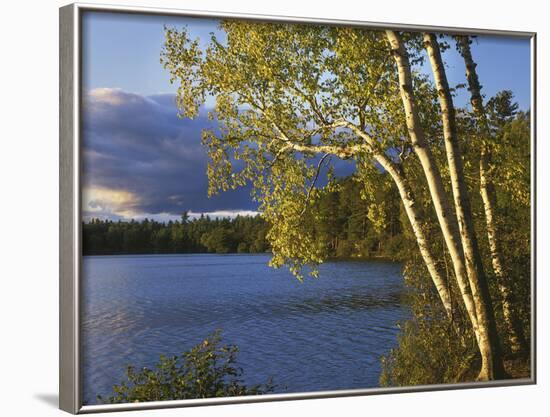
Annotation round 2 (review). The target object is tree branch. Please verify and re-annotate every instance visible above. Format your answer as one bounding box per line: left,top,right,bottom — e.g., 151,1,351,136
300,153,331,216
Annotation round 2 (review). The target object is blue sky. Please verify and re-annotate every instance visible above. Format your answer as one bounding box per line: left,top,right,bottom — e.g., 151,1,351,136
82,12,219,97
81,11,531,222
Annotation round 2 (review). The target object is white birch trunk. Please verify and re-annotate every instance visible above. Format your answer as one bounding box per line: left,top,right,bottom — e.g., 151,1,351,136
375,154,454,318
424,33,506,380
385,30,480,337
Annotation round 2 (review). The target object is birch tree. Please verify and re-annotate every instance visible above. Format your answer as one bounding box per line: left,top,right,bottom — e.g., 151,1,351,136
455,36,528,354
419,33,505,379
162,23,454,310
161,22,513,380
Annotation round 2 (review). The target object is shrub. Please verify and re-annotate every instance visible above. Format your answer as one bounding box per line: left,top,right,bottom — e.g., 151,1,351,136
98,330,274,403
380,258,479,386
380,316,478,387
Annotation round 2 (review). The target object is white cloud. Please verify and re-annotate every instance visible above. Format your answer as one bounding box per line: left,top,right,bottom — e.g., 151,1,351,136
86,88,128,106
188,210,260,220
82,185,141,219
82,186,260,223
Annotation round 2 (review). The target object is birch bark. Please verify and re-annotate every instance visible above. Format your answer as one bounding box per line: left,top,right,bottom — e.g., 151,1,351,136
348,126,454,318
385,31,480,337
424,33,506,379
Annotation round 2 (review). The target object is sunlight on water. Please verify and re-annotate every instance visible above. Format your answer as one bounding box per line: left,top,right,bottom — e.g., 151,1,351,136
82,254,410,404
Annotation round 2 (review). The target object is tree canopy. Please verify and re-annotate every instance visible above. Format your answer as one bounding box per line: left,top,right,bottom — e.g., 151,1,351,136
161,23,440,279
161,21,531,382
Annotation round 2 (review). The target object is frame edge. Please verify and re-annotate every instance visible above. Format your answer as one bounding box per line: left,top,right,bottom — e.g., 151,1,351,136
60,3,79,414
73,2,536,38
62,3,537,413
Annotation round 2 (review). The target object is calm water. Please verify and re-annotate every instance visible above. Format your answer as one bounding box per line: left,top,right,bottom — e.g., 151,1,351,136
82,254,409,404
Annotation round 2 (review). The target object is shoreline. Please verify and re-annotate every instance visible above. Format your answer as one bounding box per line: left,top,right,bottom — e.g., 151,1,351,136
82,251,401,263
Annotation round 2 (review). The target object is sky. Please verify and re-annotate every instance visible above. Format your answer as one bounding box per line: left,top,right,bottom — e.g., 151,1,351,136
81,11,531,222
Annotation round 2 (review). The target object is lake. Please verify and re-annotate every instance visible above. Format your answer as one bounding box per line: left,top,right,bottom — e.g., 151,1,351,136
82,254,410,404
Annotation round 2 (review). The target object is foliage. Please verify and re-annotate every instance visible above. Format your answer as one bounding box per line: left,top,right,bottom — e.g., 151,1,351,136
160,22,531,383
381,107,531,385
83,176,406,259
83,213,269,255
97,331,274,403
380,258,479,386
485,110,532,353
161,23,433,279
380,316,478,386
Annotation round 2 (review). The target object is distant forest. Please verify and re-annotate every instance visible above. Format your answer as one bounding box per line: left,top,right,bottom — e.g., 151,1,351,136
83,176,404,258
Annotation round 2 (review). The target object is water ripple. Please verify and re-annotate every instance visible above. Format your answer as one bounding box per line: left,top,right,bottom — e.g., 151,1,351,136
82,254,410,404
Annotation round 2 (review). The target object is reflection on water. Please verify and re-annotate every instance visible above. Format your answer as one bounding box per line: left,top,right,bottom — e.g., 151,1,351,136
82,254,410,404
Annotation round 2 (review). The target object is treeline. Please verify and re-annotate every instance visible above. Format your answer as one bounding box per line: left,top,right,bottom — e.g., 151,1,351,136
83,177,406,258
83,213,269,255
307,175,405,259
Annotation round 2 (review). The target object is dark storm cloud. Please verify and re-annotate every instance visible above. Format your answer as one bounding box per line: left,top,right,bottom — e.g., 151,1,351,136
82,88,255,218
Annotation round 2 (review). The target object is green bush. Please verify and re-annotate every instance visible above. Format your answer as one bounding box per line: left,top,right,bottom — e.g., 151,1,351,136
380,258,479,387
380,316,478,387
98,331,274,403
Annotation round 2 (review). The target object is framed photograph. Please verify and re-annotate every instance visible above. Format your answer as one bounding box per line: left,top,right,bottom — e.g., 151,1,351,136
59,2,536,414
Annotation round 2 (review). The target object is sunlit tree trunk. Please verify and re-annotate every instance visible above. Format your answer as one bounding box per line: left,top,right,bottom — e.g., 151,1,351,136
424,33,506,380
385,31,480,339
372,151,454,318
456,35,528,355
384,161,453,320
